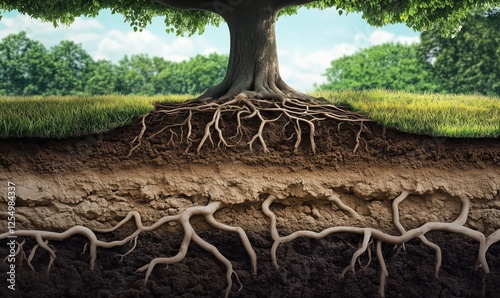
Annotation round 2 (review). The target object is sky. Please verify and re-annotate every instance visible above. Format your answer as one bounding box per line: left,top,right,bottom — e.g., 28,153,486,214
0,7,420,92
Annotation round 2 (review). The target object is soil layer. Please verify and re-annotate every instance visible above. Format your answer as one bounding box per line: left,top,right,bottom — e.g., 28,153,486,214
0,111,499,297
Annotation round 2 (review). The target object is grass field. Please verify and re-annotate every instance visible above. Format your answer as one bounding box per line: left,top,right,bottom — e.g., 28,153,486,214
314,90,500,138
0,95,190,138
0,91,499,138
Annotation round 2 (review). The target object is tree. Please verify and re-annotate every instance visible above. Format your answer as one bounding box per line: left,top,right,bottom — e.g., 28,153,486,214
319,43,438,93
1,0,495,101
48,40,96,95
155,53,228,95
86,60,117,95
419,9,500,96
0,32,52,95
115,54,159,95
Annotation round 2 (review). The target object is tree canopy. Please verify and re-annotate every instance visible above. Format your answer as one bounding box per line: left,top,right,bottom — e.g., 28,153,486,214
1,0,496,36
0,32,228,96
319,9,500,96
419,8,500,95
319,43,438,93
1,0,497,101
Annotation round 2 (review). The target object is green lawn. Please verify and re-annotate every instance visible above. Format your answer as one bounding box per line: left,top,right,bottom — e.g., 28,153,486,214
313,90,500,138
0,95,190,138
0,91,499,138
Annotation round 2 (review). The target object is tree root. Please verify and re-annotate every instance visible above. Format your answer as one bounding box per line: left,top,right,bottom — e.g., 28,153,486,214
0,201,256,298
128,94,368,156
262,192,495,297
2,193,499,297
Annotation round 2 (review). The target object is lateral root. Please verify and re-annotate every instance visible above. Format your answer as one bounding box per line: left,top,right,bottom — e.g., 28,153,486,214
1,201,256,298
263,192,494,297
128,94,369,156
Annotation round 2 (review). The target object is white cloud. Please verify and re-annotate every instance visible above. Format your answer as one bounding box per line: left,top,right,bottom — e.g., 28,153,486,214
0,15,54,40
96,29,194,62
0,14,105,45
368,29,395,45
281,43,358,91
1,18,14,27
396,35,420,45
68,18,104,31
354,29,419,47
195,37,221,56
68,32,102,44
281,64,324,92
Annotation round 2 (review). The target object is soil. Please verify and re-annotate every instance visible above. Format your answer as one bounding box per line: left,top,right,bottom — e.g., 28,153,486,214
0,105,499,297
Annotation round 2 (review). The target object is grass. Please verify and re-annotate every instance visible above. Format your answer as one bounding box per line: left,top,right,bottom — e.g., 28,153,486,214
0,90,498,138
312,90,500,138
0,95,190,138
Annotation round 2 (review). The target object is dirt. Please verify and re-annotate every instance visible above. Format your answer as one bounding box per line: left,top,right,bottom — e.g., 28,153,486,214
0,107,499,297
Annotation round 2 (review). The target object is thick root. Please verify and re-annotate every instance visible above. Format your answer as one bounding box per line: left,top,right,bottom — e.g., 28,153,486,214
263,192,493,297
128,94,369,156
0,201,256,298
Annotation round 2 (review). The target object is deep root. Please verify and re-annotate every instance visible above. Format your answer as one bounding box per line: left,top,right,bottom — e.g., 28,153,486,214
128,94,369,156
263,192,495,298
0,201,256,298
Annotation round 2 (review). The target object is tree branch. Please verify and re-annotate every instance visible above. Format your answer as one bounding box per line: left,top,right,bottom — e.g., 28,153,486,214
154,0,216,12
276,0,319,9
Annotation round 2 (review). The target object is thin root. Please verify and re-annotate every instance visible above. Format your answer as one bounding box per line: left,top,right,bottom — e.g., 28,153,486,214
128,95,369,156
0,201,255,298
263,191,492,298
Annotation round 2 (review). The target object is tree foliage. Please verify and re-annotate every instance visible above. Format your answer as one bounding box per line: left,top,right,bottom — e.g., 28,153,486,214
1,0,496,36
49,40,96,95
0,31,52,95
156,53,227,95
0,32,228,96
320,9,500,96
319,43,438,93
419,9,500,96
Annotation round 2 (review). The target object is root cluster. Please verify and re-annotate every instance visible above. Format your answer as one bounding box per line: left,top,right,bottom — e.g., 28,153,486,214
262,192,498,297
2,192,499,297
129,95,368,156
1,201,256,298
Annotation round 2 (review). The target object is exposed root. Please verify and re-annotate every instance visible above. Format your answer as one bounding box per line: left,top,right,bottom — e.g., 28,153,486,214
340,229,371,278
263,192,493,297
328,193,362,220
2,192,497,297
376,240,388,297
0,201,256,298
128,94,369,156
392,191,442,278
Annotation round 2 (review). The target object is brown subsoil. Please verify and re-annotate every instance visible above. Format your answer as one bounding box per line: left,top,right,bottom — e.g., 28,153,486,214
1,107,499,297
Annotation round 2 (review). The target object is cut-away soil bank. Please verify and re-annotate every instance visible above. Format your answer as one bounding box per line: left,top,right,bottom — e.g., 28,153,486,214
0,112,499,297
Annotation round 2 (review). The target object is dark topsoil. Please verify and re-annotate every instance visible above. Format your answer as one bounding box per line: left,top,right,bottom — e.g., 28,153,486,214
0,103,499,174
0,231,499,298
0,105,499,297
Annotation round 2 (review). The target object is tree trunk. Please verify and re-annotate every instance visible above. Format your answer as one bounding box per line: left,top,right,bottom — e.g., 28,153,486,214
198,1,313,101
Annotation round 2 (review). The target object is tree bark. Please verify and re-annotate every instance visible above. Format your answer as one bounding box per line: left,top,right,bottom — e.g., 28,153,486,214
158,0,315,101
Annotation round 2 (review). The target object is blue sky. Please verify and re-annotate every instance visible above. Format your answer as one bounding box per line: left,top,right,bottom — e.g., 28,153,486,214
0,7,419,92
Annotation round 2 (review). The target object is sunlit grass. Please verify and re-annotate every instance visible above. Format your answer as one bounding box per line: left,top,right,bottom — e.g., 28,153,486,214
0,95,191,138
1,91,499,138
312,90,500,138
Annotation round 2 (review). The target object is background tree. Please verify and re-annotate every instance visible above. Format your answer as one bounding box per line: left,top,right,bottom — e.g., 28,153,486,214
0,32,52,95
86,60,117,95
115,54,159,95
319,43,438,93
419,9,500,96
0,32,229,96
48,40,96,95
1,0,495,101
155,53,228,95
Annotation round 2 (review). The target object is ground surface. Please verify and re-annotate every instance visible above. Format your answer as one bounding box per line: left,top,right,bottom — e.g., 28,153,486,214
0,106,499,297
